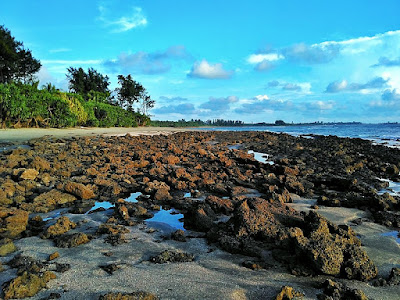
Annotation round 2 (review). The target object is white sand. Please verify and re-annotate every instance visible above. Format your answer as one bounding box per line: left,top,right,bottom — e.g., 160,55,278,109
0,127,193,143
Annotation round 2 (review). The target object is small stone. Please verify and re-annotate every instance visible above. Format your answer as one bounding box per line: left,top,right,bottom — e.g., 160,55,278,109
150,250,194,264
48,252,59,261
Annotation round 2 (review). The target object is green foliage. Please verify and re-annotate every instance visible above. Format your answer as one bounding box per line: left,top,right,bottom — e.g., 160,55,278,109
66,67,110,97
84,101,139,127
0,25,41,83
0,82,145,128
115,74,154,115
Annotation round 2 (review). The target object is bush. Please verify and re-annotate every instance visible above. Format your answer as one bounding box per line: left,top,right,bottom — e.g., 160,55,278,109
0,83,144,128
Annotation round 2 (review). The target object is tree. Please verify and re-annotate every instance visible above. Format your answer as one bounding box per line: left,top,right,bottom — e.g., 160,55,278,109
0,25,41,83
116,74,145,111
66,67,110,97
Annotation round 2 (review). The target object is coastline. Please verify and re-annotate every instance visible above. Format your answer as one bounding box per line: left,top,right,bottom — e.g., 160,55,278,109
0,130,399,299
0,127,193,143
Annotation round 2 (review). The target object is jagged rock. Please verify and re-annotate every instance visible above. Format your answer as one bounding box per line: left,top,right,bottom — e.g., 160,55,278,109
205,195,234,214
317,279,368,300
64,181,95,199
0,208,29,239
150,250,194,264
26,189,77,213
42,216,76,239
99,291,158,300
275,286,304,300
3,271,56,300
171,229,186,242
20,168,39,180
0,238,17,256
54,232,90,248
185,204,216,232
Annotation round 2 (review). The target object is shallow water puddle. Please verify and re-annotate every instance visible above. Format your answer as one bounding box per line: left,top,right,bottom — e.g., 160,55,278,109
87,201,114,213
42,211,62,222
228,144,241,150
381,231,400,244
146,207,185,231
248,150,274,165
0,144,31,152
378,178,400,196
125,192,142,203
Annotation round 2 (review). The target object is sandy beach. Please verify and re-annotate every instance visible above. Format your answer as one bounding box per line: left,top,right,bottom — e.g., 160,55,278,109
0,127,192,144
0,129,399,299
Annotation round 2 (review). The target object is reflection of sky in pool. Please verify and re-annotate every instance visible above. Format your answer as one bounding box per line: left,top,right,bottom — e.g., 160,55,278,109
381,231,400,244
378,179,400,196
126,192,141,203
248,150,274,165
86,201,114,214
43,211,61,221
146,207,185,231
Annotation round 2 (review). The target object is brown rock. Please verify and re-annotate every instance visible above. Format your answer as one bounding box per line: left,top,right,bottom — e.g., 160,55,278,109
48,251,59,261
28,189,77,213
3,271,56,300
0,208,29,239
42,216,77,239
64,181,95,200
54,232,90,248
0,238,17,256
20,168,39,180
275,286,304,300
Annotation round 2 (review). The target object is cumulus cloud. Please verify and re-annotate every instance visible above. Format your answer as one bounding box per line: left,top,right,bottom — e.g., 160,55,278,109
283,43,340,64
304,101,335,111
247,52,283,72
98,3,147,33
372,56,400,67
254,60,275,72
282,83,302,91
104,46,191,74
325,77,388,93
152,103,197,115
248,30,400,70
187,60,233,79
199,96,239,112
247,53,284,64
381,89,400,101
234,96,293,114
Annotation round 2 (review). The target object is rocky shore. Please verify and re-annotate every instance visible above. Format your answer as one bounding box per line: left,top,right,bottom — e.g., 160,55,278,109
0,130,399,299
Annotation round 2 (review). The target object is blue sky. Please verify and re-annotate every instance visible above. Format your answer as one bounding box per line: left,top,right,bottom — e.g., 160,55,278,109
2,0,400,123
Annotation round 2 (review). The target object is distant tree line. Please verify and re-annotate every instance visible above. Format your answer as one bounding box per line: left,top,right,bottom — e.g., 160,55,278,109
0,25,153,128
150,119,244,127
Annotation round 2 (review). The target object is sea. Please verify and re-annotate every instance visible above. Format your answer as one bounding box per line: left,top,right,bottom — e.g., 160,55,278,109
198,123,400,148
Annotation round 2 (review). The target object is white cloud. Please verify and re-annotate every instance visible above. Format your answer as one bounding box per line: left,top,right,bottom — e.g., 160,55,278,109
187,60,233,79
254,95,269,101
98,4,147,33
247,53,284,64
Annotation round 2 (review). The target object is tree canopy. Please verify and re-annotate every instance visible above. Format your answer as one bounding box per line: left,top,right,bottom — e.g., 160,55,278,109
66,67,110,96
0,25,41,84
115,74,154,114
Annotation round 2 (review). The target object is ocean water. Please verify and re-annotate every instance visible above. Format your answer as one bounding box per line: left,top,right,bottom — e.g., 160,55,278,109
200,123,400,148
